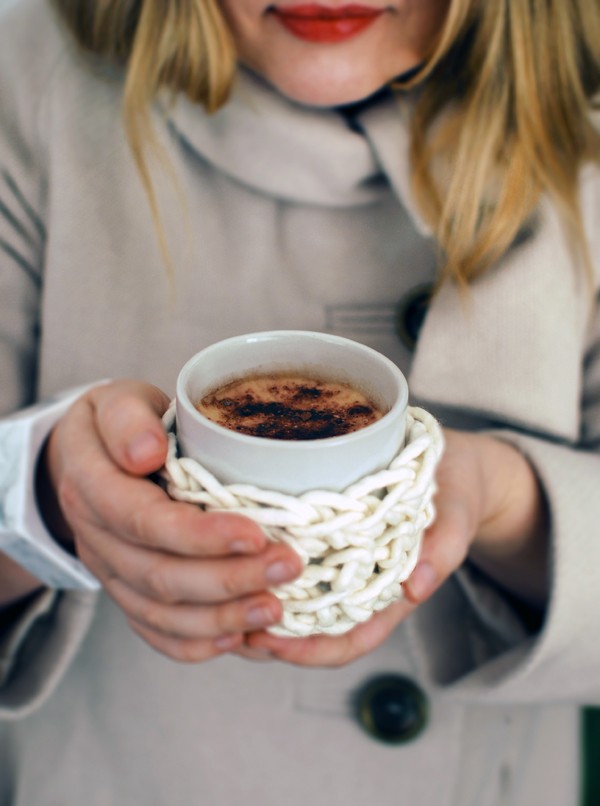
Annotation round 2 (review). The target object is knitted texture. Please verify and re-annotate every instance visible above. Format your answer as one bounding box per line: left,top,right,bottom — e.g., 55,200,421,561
160,405,444,636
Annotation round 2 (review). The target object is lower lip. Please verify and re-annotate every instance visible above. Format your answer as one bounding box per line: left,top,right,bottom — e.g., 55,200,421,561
271,6,383,43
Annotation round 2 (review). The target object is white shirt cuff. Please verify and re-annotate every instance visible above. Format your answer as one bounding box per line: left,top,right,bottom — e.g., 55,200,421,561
0,385,105,590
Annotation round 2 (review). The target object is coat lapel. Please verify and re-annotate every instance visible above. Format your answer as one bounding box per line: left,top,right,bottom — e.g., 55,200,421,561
358,99,588,442
409,199,587,441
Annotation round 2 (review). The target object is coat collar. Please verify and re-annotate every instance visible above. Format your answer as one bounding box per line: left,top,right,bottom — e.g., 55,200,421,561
166,67,388,208
166,67,591,443
353,100,589,443
408,194,590,442
354,96,432,237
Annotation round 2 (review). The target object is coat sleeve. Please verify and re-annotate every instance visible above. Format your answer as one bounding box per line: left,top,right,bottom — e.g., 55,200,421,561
0,0,99,719
408,170,600,705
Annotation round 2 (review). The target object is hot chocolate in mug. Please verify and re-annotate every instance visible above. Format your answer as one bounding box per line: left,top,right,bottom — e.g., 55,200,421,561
175,331,409,495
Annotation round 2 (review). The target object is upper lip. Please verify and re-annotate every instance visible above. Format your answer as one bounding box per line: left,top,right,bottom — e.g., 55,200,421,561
271,4,384,17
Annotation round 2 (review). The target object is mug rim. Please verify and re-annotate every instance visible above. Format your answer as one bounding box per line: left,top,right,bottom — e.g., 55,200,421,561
175,330,409,451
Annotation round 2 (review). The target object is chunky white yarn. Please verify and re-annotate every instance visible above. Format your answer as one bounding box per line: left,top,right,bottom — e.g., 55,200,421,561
160,405,444,637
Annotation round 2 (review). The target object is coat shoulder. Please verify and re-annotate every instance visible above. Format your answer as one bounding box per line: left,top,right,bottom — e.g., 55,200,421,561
0,0,70,87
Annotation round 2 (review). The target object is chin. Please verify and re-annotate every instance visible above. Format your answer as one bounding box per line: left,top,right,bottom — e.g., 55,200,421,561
280,82,386,108
241,44,391,107
263,68,389,109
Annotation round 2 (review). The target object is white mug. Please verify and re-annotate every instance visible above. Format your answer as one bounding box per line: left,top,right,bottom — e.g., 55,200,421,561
175,331,408,495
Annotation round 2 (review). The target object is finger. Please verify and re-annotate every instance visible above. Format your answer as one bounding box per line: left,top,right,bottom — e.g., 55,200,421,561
246,598,413,667
233,646,275,662
83,470,268,557
127,617,244,663
402,495,472,605
90,381,171,476
58,399,268,557
84,524,303,604
105,576,283,638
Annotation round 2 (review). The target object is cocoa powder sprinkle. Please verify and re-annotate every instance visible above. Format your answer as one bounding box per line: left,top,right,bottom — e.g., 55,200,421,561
196,374,384,440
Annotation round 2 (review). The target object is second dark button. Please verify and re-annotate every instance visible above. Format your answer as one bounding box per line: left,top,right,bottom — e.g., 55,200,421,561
395,283,434,352
353,674,429,744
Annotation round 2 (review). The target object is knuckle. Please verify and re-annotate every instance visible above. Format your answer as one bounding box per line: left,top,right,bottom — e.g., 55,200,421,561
152,503,183,546
97,383,131,416
220,566,246,599
56,473,85,522
141,601,169,633
213,603,238,634
173,640,212,664
127,505,149,544
143,559,178,604
126,499,174,548
97,382,164,434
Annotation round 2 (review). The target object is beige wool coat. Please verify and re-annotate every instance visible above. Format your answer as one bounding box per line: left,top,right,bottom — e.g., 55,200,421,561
1,1,600,804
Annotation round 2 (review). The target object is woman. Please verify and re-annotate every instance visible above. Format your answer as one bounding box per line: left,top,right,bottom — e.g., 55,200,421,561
0,0,598,803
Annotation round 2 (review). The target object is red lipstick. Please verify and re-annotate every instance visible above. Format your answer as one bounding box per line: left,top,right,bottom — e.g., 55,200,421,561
271,4,384,43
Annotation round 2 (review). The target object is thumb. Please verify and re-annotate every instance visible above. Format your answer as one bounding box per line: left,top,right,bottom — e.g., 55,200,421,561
402,495,472,605
90,381,171,476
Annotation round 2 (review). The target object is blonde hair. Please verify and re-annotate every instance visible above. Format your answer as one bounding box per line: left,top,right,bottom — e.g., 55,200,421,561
53,0,600,286
402,0,600,285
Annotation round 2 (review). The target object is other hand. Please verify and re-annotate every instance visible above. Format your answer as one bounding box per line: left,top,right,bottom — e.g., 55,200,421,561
244,428,548,666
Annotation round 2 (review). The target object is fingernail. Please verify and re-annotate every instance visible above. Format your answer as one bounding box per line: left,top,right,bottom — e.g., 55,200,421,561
266,560,298,584
127,431,162,465
246,604,277,628
229,540,253,555
407,562,437,601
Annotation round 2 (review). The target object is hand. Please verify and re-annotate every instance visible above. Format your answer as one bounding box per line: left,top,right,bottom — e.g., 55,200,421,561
38,380,303,662
244,428,549,667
